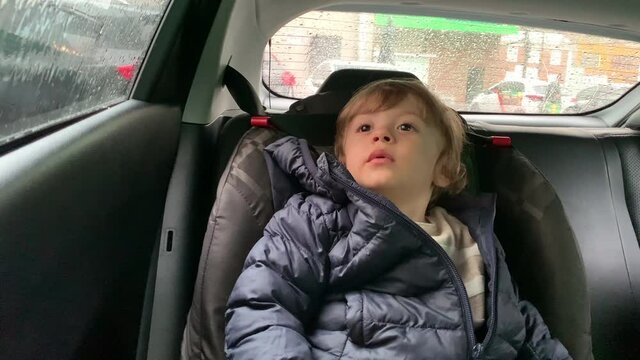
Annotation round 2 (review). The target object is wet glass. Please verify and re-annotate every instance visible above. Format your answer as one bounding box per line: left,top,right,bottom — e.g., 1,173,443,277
0,0,171,145
263,11,638,115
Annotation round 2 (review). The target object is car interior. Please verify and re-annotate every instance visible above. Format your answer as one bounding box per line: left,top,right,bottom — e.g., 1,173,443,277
1,1,639,360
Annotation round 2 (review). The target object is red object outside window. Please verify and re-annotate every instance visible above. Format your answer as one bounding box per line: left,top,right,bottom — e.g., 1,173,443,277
281,71,297,86
117,64,136,81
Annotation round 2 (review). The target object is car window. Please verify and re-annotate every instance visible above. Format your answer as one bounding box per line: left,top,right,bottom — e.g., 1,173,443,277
561,84,631,113
263,10,640,114
0,0,170,146
309,62,333,88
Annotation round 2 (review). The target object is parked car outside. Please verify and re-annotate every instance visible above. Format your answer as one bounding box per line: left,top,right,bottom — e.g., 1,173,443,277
468,79,549,113
562,84,631,113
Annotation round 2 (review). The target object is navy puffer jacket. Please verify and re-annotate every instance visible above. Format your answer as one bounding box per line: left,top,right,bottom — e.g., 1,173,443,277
225,136,570,360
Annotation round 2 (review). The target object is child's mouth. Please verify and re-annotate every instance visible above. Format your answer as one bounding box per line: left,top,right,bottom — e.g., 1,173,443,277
367,150,394,163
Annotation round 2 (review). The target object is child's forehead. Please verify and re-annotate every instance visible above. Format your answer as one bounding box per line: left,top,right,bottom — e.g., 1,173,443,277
352,93,426,117
348,94,431,124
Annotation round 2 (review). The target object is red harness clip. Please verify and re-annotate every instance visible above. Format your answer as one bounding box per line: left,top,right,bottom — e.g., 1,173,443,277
250,116,272,128
490,136,512,148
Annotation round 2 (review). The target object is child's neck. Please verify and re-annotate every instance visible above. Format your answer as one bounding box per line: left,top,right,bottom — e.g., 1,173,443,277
396,201,430,223
384,189,432,223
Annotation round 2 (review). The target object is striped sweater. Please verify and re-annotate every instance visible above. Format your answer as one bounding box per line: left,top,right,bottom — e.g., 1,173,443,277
417,206,486,329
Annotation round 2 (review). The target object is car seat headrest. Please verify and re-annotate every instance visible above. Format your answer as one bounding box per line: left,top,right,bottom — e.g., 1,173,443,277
288,69,420,115
317,68,419,94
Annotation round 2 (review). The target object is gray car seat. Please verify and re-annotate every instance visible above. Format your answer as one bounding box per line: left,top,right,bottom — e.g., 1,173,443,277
180,67,588,360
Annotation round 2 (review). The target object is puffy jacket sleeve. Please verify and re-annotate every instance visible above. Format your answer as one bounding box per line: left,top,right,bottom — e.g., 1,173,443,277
517,300,572,359
225,194,332,359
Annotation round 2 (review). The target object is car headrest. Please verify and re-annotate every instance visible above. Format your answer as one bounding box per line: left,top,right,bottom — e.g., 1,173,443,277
317,68,419,94
288,69,420,115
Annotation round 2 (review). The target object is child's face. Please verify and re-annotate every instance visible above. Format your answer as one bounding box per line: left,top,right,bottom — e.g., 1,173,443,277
341,96,449,205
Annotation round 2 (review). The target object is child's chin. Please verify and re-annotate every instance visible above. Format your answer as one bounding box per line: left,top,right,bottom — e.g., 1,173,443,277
355,169,398,188
360,179,397,194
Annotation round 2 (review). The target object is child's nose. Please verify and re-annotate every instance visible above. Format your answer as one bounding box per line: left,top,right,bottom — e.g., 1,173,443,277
373,134,392,143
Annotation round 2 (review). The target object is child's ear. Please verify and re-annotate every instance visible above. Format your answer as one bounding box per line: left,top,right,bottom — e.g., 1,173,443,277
433,160,452,188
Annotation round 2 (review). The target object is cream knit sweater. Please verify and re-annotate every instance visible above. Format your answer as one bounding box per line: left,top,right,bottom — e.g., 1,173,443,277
416,206,486,329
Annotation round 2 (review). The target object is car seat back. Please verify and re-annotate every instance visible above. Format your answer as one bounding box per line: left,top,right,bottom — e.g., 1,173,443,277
180,66,588,360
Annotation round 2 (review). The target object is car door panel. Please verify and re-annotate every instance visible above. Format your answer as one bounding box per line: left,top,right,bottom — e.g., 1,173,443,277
0,100,181,360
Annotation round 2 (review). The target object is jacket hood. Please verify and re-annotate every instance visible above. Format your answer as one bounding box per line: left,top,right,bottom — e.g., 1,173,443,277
265,135,496,219
264,136,349,204
265,136,497,291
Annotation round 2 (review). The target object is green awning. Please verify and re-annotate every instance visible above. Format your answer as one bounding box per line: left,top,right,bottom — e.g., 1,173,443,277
374,14,519,35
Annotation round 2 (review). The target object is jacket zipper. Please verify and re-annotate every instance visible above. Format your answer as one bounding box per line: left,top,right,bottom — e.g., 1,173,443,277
475,209,500,358
331,175,481,357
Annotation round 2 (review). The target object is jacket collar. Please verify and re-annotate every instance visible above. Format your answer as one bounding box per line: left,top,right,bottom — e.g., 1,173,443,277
266,136,498,289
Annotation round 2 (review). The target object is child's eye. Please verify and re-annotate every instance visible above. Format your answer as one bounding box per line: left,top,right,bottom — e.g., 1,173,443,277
357,124,371,132
398,123,415,131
